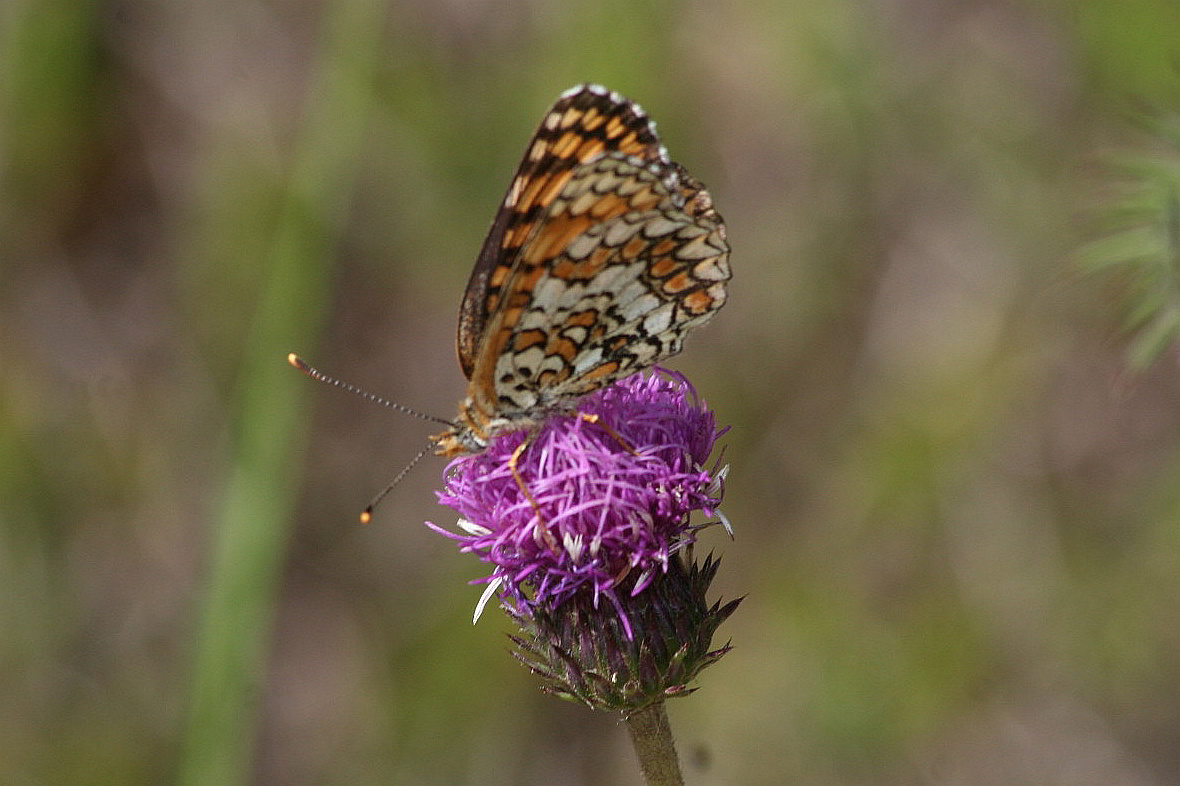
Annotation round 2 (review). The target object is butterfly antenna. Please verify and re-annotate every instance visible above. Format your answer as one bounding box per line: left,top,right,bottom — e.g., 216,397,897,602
288,354,455,427
360,443,433,524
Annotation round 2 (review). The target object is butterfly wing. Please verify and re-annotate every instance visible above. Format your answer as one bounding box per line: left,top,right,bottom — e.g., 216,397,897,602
468,151,730,417
532,160,730,402
456,85,667,379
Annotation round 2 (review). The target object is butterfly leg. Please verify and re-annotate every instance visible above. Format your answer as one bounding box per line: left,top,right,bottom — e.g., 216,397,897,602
509,439,559,551
578,412,638,455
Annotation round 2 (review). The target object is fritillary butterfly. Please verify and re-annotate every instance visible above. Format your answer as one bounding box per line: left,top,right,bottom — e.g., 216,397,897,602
432,84,731,455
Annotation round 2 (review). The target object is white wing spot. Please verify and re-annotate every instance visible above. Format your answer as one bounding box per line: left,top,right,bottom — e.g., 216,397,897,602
642,303,674,335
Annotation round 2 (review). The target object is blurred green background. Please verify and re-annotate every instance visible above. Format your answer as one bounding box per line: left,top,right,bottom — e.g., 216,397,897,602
4,0,1180,784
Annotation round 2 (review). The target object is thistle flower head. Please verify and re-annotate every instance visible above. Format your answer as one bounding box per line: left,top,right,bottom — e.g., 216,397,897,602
429,369,729,630
427,369,738,712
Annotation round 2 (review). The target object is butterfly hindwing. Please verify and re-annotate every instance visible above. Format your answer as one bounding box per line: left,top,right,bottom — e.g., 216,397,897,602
470,153,730,413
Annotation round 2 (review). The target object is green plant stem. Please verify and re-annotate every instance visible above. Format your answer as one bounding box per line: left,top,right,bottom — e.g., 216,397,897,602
175,1,384,784
625,702,684,786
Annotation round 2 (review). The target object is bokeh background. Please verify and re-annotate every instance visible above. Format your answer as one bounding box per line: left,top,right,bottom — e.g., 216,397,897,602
4,1,1180,784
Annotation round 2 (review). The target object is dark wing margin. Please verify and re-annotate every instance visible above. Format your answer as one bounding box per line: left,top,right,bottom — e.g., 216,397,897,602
455,84,667,379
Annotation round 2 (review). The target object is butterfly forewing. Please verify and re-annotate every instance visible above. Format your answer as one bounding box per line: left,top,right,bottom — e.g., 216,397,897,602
456,85,667,379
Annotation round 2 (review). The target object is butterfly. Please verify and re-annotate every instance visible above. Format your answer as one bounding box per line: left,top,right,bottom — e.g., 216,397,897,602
431,84,731,457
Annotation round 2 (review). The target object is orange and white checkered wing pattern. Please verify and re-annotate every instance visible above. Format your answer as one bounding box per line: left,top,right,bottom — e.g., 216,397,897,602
437,84,730,455
457,85,667,379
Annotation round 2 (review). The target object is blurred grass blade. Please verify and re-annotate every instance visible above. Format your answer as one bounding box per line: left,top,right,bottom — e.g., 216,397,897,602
176,2,385,784
1081,112,1180,370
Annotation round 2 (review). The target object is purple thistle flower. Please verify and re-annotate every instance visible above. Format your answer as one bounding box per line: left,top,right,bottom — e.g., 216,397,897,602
427,369,730,635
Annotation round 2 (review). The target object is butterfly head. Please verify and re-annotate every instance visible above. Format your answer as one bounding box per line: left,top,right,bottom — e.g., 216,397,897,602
431,396,498,457
432,424,486,457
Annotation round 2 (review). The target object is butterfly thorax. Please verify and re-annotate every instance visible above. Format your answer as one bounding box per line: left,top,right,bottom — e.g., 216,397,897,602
432,395,556,457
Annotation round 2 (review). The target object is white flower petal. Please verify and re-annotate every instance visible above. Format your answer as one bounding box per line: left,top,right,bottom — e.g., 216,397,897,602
457,518,492,536
709,464,730,496
563,532,584,562
472,576,504,624
717,509,734,537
